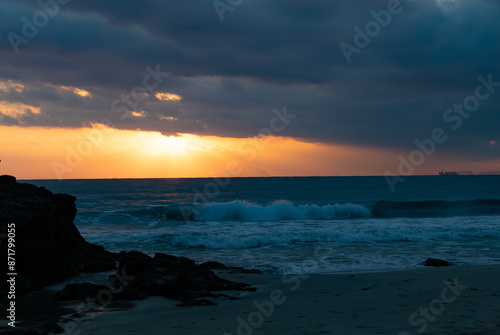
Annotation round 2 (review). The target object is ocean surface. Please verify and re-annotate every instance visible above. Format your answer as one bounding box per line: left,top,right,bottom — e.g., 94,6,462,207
26,176,500,274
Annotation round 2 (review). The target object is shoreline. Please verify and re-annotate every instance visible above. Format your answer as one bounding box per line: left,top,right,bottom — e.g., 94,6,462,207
17,257,500,293
73,264,500,334
3,264,497,334
79,264,500,334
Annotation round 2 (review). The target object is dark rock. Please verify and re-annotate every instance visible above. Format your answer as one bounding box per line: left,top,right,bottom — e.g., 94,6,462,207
0,176,116,296
116,250,155,275
54,283,108,302
112,252,256,305
0,175,16,184
424,258,452,267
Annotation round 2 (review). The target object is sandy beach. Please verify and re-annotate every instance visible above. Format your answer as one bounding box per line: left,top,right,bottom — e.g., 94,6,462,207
57,265,500,335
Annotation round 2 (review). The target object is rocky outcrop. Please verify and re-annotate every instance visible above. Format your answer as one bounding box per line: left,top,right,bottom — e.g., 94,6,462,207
112,251,255,306
0,175,116,295
0,175,256,311
55,252,257,306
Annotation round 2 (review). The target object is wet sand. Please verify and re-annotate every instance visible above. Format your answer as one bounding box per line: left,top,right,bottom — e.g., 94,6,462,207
46,265,500,335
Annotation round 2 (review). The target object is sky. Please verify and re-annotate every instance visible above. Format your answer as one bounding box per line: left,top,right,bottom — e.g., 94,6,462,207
0,0,499,179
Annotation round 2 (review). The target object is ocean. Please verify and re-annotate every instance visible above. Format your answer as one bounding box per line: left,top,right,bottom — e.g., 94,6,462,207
26,176,500,274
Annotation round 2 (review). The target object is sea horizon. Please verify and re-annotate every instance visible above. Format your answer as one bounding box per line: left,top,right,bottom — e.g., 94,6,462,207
18,173,500,181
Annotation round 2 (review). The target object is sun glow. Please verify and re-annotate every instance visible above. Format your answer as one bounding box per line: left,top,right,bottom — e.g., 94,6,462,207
134,133,200,154
1,124,499,180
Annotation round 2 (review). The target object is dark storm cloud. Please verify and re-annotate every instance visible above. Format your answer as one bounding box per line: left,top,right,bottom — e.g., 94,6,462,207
0,0,499,159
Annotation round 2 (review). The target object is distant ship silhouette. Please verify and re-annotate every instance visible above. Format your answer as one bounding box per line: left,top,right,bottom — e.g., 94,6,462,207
439,171,458,176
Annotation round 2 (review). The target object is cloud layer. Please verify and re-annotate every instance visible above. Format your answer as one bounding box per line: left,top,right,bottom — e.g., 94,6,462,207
1,0,499,160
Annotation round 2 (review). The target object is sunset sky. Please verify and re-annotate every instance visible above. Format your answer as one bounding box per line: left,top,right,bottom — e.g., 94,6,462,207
1,0,499,179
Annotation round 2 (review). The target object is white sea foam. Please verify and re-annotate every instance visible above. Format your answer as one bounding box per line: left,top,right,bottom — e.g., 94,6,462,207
78,216,500,250
77,215,500,273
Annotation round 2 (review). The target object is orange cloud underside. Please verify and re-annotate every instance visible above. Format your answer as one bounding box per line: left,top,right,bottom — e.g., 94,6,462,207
0,101,41,118
0,125,497,179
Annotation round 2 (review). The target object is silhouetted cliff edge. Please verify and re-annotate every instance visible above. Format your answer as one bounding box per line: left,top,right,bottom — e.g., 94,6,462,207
0,175,116,296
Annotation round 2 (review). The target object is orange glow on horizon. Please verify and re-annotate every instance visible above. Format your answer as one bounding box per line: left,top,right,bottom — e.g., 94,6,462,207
0,125,499,180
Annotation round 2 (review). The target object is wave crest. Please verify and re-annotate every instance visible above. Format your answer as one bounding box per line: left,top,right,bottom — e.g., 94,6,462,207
194,200,371,222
